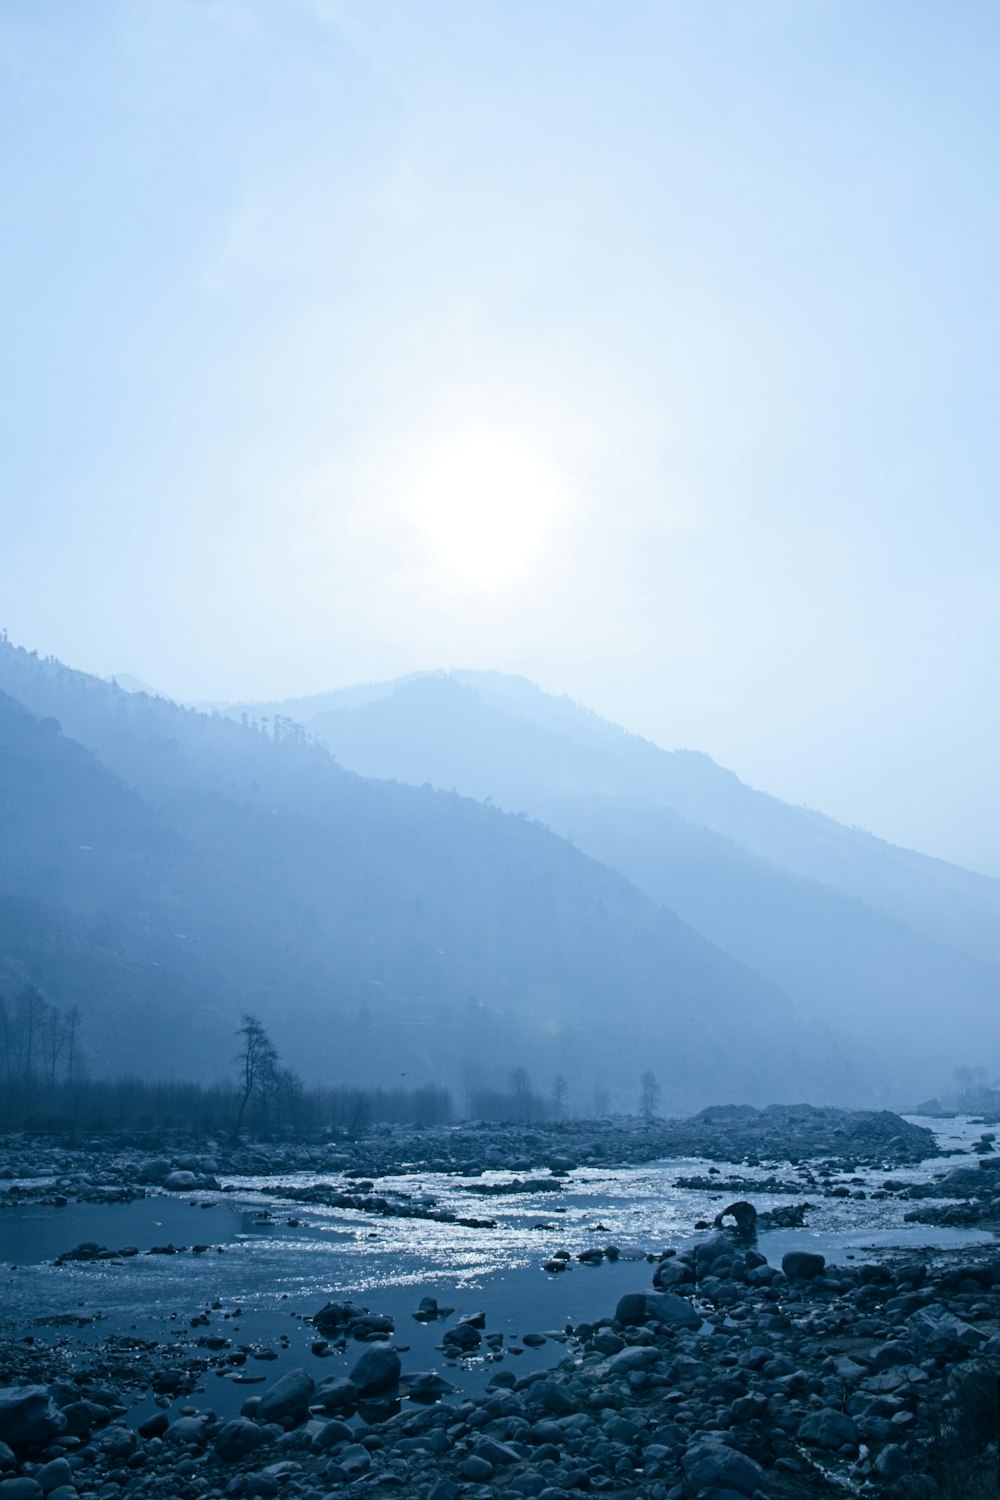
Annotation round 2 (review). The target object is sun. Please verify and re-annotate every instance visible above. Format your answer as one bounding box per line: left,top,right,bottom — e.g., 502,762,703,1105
405,426,566,591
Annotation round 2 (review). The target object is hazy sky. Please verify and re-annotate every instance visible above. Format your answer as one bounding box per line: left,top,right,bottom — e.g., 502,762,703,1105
2,0,998,871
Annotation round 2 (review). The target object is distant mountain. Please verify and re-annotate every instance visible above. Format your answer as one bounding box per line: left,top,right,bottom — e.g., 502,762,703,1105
222,670,1000,1091
0,642,863,1109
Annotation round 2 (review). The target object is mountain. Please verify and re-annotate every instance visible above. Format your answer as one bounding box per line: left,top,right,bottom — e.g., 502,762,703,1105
220,670,1000,1092
0,642,863,1110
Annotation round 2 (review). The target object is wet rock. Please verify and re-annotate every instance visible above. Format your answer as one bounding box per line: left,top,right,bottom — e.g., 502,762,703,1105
443,1322,482,1351
682,1436,769,1496
0,1388,66,1451
0,1480,44,1500
714,1200,758,1235
30,1457,72,1495
615,1292,701,1330
781,1249,825,1280
797,1407,859,1450
215,1416,267,1462
257,1368,315,1425
314,1376,358,1413
349,1342,401,1396
161,1170,198,1190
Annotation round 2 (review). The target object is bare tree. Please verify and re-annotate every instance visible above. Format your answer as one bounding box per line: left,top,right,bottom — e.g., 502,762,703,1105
639,1069,661,1122
232,1014,279,1142
551,1075,569,1120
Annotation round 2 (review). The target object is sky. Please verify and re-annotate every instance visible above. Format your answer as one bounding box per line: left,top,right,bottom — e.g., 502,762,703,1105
1,0,998,872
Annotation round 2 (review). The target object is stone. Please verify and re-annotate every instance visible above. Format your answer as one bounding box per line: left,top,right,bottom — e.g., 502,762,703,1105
713,1201,758,1235
215,1417,267,1462
908,1305,985,1352
616,1292,700,1330
258,1369,315,1425
873,1444,912,1479
781,1250,825,1280
161,1170,198,1190
31,1459,72,1496
0,1481,44,1500
797,1408,859,1450
0,1388,66,1451
681,1437,769,1497
314,1376,358,1413
165,1415,210,1448
349,1343,401,1397
460,1455,494,1481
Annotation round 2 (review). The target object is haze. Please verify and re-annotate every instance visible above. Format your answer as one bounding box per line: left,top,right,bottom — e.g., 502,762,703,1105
1,0,998,871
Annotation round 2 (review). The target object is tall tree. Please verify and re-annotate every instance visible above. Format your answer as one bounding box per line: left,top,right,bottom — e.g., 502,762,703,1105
232,1013,278,1142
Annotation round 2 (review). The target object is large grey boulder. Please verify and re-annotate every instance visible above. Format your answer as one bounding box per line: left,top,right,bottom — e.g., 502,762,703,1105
257,1368,315,1426
798,1408,860,1450
314,1376,358,1413
161,1170,198,1191
682,1437,768,1496
215,1417,266,1463
908,1305,985,1352
0,1387,66,1451
616,1292,701,1330
781,1250,825,1280
349,1343,401,1397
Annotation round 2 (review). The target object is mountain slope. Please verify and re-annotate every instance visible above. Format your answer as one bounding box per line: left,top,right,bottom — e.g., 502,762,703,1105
0,645,864,1108
220,671,1000,1091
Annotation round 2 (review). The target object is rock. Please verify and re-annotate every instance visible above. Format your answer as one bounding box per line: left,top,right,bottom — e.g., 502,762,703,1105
257,1368,315,1425
165,1415,210,1448
682,1437,769,1496
874,1443,912,1478
797,1408,860,1450
781,1250,825,1280
215,1418,266,1462
137,1158,171,1183
713,1200,758,1235
349,1343,401,1396
0,1480,44,1500
908,1304,985,1352
615,1292,701,1330
161,1170,198,1190
31,1458,71,1495
443,1322,481,1351
0,1387,66,1451
403,1371,455,1403
460,1455,494,1481
314,1376,358,1413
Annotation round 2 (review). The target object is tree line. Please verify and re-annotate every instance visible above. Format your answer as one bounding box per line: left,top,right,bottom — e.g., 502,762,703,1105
0,1004,664,1136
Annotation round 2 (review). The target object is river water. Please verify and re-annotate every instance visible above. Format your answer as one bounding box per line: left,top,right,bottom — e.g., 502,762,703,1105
0,1116,994,1423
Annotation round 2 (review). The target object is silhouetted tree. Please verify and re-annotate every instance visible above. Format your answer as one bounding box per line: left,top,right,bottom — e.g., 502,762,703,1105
639,1069,661,1121
552,1075,568,1120
232,1013,278,1142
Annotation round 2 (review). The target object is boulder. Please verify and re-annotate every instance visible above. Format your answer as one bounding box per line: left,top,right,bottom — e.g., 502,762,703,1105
713,1201,758,1236
0,1480,44,1500
781,1250,825,1280
161,1170,198,1191
682,1437,769,1496
257,1369,315,1426
797,1408,859,1450
616,1292,701,1330
215,1418,266,1463
165,1415,211,1448
908,1305,985,1352
349,1343,401,1397
313,1376,358,1413
0,1387,66,1451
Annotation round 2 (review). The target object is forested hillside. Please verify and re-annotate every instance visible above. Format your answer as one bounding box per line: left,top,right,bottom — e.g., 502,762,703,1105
0,641,865,1110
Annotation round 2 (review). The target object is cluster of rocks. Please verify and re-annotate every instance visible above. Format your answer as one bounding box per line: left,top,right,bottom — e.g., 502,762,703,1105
0,1105,938,1218
3,1220,998,1500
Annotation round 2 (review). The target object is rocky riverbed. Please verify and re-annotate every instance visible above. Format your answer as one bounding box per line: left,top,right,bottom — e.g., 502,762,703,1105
1,1107,998,1499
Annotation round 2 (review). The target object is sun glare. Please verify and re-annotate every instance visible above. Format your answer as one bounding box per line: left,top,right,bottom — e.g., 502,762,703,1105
405,428,566,591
